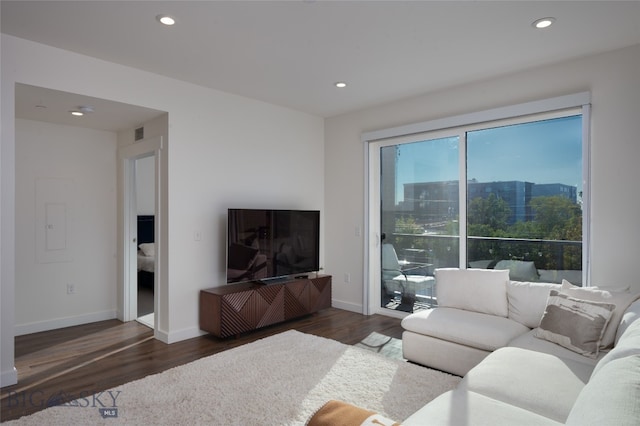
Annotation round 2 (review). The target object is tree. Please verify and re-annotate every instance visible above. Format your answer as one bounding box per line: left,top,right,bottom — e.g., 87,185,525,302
391,216,424,252
395,216,422,235
467,195,582,270
467,193,511,236
530,196,582,240
529,196,582,269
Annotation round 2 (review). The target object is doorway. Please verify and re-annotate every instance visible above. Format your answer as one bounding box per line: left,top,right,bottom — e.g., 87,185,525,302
134,155,156,328
119,136,162,334
374,134,458,315
10,84,167,392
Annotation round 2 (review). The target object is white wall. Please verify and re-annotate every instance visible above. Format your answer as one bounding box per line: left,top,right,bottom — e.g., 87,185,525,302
1,35,325,386
325,44,640,313
136,156,155,216
14,119,118,334
119,113,165,221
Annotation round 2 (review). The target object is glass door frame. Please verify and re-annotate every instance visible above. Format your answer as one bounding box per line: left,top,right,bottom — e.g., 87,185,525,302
362,92,592,317
366,129,465,316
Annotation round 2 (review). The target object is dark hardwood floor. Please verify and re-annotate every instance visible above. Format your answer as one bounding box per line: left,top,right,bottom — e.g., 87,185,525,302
1,308,404,422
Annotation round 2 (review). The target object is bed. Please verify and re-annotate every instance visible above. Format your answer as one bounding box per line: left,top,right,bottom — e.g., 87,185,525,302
137,215,155,288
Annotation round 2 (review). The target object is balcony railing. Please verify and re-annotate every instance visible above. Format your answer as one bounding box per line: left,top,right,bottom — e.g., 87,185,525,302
388,232,582,282
382,233,583,314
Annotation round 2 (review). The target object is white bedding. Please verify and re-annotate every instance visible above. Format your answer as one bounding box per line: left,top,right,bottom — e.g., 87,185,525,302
137,252,155,273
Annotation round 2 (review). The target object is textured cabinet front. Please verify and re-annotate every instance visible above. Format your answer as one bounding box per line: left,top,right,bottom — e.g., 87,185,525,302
200,275,331,338
309,276,332,312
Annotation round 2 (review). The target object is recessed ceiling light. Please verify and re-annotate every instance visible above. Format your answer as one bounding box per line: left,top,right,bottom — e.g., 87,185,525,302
70,105,94,116
335,82,347,88
532,17,555,29
156,14,176,26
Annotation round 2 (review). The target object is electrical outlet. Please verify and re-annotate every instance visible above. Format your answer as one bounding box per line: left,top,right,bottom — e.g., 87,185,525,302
67,284,76,294
344,273,351,284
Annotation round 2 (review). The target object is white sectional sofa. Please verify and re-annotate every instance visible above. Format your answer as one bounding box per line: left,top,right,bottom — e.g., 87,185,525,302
401,268,640,425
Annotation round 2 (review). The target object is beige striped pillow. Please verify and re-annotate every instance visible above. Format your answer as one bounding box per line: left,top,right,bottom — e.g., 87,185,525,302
534,290,615,358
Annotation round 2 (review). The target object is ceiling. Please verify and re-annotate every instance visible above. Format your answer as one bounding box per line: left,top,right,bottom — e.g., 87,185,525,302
3,1,640,130
14,84,166,132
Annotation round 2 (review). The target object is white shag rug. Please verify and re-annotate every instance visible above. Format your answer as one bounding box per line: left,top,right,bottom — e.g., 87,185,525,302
6,330,460,425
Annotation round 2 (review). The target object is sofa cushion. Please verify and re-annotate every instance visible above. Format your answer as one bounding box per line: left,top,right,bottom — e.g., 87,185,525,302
495,259,539,281
460,347,593,423
561,280,640,349
401,308,529,352
402,331,492,377
616,299,640,344
403,388,562,426
507,281,561,328
435,268,509,317
508,329,602,367
565,355,640,426
591,317,640,378
534,290,615,358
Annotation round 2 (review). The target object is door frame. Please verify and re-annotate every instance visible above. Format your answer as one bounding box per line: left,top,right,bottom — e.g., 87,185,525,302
365,130,458,318
363,92,592,317
118,136,163,331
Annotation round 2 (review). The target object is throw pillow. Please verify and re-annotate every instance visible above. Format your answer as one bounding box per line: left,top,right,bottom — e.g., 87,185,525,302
307,400,401,426
561,280,640,349
534,290,615,358
507,281,562,328
435,268,509,317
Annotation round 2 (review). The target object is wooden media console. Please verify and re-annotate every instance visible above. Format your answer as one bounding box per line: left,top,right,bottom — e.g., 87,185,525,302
199,275,332,338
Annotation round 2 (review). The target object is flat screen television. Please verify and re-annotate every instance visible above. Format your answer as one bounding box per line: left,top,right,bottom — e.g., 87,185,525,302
226,209,320,284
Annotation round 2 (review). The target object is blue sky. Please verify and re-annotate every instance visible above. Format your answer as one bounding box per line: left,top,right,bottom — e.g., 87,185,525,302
392,115,582,202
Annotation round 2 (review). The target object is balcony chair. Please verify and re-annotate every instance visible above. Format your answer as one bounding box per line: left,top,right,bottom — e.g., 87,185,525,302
381,243,435,312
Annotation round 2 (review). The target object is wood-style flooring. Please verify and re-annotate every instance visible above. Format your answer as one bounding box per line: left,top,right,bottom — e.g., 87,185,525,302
1,308,404,422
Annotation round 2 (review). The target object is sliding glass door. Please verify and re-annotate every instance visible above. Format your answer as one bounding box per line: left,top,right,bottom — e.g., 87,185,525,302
466,115,583,284
367,101,587,315
376,134,461,312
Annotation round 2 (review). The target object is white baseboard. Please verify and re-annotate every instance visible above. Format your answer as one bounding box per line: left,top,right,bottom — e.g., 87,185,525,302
1,367,18,388
154,328,170,344
11,301,365,342
159,300,361,343
331,299,364,314
160,326,207,344
14,310,117,336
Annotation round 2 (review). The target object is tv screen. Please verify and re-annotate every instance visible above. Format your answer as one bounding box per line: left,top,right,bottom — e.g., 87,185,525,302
226,209,320,284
